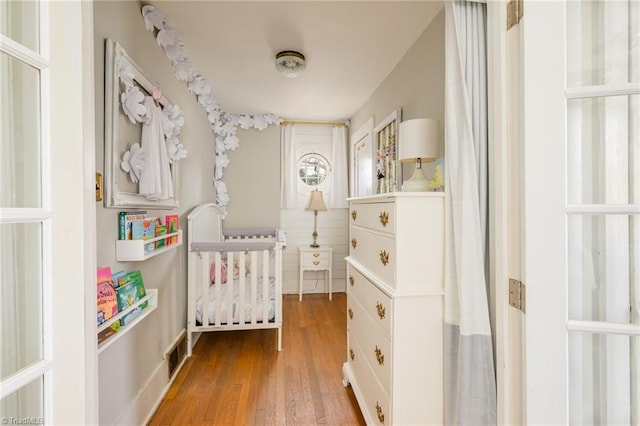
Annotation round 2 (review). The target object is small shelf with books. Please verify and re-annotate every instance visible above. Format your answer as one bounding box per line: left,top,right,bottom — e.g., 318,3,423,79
97,288,158,354
115,229,183,261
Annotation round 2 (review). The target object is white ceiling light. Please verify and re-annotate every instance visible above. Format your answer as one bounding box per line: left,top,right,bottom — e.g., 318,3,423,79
275,50,306,78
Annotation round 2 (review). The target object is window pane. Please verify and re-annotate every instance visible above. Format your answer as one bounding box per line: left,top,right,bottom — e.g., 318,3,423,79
0,1,40,53
0,223,43,380
0,375,44,422
0,51,42,208
567,95,639,205
567,0,639,87
569,332,634,425
568,214,637,323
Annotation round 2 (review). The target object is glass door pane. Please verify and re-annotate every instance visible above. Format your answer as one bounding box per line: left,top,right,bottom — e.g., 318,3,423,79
569,332,634,425
0,223,43,380
0,1,40,53
0,51,42,208
0,376,43,422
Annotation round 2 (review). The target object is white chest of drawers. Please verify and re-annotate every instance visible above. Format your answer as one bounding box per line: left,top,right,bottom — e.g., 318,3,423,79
342,193,445,425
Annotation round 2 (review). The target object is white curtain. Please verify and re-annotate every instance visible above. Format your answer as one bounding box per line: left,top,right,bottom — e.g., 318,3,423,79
444,1,496,425
329,126,348,208
280,124,298,209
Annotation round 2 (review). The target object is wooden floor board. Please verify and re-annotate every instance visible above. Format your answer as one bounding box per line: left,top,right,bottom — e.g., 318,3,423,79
148,293,365,426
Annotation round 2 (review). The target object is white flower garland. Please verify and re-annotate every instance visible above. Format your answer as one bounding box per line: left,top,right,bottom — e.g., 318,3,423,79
141,5,281,212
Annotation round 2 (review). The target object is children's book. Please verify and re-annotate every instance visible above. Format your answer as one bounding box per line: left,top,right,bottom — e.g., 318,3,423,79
111,270,128,287
97,266,118,326
116,270,147,326
131,217,157,254
165,214,179,245
155,225,167,249
119,211,147,240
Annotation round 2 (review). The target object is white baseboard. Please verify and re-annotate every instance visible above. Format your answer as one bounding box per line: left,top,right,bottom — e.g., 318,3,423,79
113,344,188,426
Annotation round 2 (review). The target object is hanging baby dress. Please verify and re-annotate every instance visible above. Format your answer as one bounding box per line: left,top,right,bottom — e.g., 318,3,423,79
138,96,174,200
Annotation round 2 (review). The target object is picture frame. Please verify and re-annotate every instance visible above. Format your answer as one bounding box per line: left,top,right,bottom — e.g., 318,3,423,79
349,116,374,198
103,38,180,209
373,108,402,194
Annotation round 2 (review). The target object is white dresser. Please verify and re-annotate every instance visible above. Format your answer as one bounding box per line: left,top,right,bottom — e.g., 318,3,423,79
342,193,444,425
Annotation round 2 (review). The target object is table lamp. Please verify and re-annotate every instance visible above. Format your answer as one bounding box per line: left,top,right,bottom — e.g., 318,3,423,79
305,189,328,248
399,118,440,191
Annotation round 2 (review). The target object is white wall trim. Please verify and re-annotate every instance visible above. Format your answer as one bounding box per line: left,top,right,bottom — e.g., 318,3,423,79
81,1,98,423
113,354,185,426
487,2,511,424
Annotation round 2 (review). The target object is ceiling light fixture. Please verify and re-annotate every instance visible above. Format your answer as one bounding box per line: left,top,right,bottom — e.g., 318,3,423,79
275,50,306,78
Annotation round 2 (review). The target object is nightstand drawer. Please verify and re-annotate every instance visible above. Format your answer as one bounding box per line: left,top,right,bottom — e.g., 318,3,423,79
301,252,331,269
349,202,395,234
347,265,392,337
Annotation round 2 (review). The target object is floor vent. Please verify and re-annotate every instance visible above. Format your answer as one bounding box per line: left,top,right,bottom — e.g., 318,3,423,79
166,331,187,380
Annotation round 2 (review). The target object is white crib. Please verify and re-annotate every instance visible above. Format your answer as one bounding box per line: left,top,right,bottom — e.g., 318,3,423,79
187,203,285,355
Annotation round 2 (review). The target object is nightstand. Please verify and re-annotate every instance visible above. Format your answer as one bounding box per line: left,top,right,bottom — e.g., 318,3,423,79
298,246,333,301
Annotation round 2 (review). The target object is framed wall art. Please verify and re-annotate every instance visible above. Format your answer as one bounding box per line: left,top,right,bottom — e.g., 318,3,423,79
374,108,402,194
103,38,181,209
349,116,374,198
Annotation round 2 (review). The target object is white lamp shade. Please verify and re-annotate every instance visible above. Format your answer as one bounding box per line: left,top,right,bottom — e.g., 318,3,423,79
305,189,328,211
399,118,440,163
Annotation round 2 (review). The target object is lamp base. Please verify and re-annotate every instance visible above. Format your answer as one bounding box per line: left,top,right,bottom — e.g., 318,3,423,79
310,243,319,248
402,167,430,192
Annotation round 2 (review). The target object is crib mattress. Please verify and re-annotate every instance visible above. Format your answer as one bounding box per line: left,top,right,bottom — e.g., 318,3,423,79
195,277,276,326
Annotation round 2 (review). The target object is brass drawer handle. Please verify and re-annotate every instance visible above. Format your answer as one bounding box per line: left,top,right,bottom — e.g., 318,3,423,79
376,302,386,319
313,252,320,257
379,211,389,227
351,209,357,221
379,250,389,266
313,260,320,265
350,348,355,361
351,238,357,249
376,402,385,423
375,345,384,365
349,275,355,287
348,308,353,319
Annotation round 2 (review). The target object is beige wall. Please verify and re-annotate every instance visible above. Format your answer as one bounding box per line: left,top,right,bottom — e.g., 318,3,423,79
93,1,283,423
93,1,215,424
223,126,281,228
350,8,445,187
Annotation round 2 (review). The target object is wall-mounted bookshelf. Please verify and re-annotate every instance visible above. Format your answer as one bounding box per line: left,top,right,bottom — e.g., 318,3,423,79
98,288,158,354
116,230,182,261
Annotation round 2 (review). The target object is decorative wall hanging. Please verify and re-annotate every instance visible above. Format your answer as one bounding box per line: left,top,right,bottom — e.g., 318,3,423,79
141,5,281,213
374,108,402,194
104,38,183,209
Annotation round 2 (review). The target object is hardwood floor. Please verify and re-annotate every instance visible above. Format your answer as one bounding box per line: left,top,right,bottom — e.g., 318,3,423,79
148,293,366,425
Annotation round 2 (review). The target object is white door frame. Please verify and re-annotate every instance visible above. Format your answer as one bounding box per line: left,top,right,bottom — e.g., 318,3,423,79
50,2,98,423
487,2,526,424
521,1,568,423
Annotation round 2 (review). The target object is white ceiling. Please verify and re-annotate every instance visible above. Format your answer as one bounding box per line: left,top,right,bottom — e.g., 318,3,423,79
150,1,444,121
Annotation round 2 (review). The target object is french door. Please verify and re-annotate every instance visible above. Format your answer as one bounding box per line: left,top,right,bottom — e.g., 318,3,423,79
1,1,52,420
1,1,96,423
524,1,639,424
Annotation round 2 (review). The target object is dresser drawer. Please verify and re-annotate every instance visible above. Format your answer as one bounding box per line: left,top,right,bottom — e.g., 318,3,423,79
349,227,395,286
350,202,395,234
347,265,392,337
348,294,391,392
347,333,391,426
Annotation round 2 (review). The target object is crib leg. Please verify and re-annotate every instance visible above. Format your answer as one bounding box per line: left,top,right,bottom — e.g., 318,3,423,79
277,326,282,351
